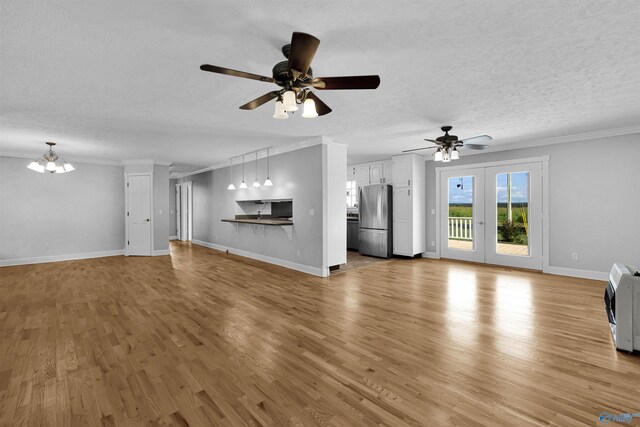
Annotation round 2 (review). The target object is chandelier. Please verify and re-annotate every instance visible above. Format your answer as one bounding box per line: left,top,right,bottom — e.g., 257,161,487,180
27,142,75,174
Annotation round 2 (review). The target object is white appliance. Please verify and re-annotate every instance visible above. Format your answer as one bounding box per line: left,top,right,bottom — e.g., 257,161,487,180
604,263,640,352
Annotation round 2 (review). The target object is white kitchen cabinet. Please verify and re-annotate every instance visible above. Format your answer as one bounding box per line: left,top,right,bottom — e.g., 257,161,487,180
382,160,392,184
355,165,370,184
391,153,425,256
369,163,383,184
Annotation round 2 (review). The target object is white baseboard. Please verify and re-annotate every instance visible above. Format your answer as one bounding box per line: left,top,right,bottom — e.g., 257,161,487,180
544,266,608,281
192,239,328,277
169,236,178,241
423,251,440,259
0,249,125,267
153,249,171,256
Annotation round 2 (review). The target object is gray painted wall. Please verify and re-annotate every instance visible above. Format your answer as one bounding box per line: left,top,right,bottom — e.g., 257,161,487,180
181,145,325,269
0,156,125,260
425,134,640,273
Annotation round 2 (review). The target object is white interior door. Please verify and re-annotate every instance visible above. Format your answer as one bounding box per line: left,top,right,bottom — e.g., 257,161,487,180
175,185,181,240
127,175,152,256
177,182,192,242
485,163,542,269
440,168,485,263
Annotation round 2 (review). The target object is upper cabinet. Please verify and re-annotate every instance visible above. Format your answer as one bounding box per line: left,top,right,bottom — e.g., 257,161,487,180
348,160,393,185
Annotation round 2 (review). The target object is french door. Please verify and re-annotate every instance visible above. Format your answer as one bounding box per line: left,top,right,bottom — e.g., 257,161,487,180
440,162,543,270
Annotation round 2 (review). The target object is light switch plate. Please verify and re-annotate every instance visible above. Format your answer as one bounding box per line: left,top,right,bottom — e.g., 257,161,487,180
159,209,163,215
309,209,315,216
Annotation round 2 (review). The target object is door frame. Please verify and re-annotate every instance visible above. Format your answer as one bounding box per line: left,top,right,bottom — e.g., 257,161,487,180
435,156,549,272
124,172,154,256
175,181,193,242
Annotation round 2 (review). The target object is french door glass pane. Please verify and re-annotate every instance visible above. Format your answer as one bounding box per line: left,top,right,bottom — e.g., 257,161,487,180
496,172,529,256
448,176,474,250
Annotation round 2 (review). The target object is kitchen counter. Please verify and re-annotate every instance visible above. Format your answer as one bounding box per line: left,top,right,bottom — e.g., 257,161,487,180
222,218,293,226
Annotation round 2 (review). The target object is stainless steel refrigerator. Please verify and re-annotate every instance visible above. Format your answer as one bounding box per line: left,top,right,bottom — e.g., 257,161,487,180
359,184,393,258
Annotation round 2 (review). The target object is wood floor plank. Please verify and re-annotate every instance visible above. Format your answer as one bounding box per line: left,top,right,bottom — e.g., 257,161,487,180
0,241,639,426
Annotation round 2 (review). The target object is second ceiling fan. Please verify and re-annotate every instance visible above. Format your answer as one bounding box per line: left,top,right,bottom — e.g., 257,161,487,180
200,32,380,119
403,126,492,162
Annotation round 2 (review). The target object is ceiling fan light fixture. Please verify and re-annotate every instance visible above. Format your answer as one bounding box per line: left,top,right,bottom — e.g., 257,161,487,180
273,101,288,119
282,91,298,112
63,162,75,172
442,149,451,163
302,98,318,118
434,149,443,162
451,148,460,160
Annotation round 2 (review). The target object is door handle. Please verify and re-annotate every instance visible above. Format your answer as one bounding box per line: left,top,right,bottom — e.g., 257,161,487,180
477,221,484,225
145,218,150,222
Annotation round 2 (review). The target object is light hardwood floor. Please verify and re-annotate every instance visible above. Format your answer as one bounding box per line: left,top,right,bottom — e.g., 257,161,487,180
0,242,638,426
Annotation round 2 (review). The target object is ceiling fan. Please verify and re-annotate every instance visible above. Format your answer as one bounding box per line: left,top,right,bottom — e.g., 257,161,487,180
403,126,492,162
199,32,380,119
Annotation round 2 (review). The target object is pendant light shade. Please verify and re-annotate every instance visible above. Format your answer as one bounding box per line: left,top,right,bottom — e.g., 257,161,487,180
301,98,318,118
252,152,261,187
451,148,460,160
273,101,288,119
239,155,247,188
282,90,298,112
28,142,74,174
263,147,273,186
434,148,443,162
227,157,236,190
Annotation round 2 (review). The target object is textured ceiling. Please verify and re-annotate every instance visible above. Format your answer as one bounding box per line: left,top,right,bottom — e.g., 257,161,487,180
1,0,639,166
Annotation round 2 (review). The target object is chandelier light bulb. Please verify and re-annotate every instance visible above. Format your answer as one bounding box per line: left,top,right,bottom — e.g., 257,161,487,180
451,148,460,160
434,149,443,162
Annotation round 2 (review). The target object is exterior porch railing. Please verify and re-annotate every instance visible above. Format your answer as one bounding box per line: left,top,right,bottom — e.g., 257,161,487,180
448,217,473,240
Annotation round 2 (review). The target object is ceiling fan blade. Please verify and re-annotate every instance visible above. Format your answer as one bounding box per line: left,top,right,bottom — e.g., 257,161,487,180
287,32,320,79
461,135,492,145
312,75,380,90
239,92,279,110
402,146,438,153
200,64,275,83
306,92,332,116
462,143,490,150
424,138,438,143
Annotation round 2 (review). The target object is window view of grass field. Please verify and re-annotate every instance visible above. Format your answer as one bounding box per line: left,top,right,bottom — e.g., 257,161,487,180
448,173,530,256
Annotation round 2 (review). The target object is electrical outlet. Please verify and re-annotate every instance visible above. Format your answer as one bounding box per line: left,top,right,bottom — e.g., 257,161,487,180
159,209,163,215
309,209,315,216
431,241,435,247
571,252,579,261
296,250,301,257
431,209,435,215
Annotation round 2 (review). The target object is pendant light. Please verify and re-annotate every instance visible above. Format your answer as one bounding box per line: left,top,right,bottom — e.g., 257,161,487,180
273,100,288,119
263,147,273,186
282,90,298,112
302,98,318,118
227,157,236,190
239,155,247,188
27,142,75,174
252,151,261,187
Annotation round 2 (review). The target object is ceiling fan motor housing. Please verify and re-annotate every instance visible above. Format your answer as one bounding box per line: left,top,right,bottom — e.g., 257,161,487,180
272,60,312,86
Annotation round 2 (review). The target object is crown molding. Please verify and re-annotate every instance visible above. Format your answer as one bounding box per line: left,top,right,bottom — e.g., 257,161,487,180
469,124,640,156
122,159,172,166
0,152,172,167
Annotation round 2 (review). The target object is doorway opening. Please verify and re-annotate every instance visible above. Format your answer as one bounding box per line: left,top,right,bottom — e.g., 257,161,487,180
175,182,193,242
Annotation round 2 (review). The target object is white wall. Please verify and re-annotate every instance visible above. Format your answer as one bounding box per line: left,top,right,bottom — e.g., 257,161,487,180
169,178,177,237
425,134,640,277
0,156,125,264
324,140,347,267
